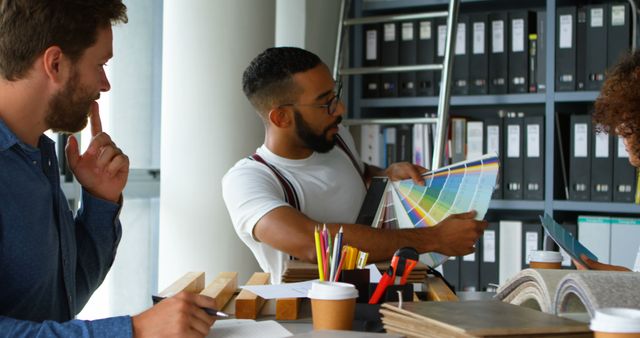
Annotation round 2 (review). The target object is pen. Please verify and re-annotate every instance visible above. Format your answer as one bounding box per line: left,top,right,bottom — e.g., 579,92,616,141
151,295,230,317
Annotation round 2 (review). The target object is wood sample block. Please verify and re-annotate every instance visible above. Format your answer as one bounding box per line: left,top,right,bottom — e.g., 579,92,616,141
235,272,270,319
275,298,300,320
200,272,238,310
159,271,205,297
424,276,459,302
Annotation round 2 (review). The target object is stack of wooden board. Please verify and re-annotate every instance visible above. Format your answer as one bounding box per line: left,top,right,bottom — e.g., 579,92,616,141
379,300,592,338
281,260,428,283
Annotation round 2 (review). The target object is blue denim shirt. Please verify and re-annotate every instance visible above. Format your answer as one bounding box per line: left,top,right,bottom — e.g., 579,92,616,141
0,118,132,337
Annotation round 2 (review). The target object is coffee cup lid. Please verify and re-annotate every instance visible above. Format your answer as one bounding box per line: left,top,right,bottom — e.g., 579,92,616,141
307,281,358,300
590,308,640,333
529,250,563,263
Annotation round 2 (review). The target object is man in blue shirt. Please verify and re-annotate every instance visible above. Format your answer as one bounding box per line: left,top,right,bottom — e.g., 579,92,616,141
0,1,216,337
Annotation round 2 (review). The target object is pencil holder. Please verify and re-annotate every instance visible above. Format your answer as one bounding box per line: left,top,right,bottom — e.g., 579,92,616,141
339,269,370,303
368,283,414,303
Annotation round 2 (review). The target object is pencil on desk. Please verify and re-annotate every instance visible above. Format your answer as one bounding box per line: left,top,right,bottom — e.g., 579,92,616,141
314,225,324,281
329,230,339,282
334,245,348,282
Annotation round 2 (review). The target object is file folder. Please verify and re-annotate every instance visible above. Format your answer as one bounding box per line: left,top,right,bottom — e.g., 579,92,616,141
508,10,533,93
524,116,544,200
610,217,640,269
607,3,631,68
442,256,460,292
469,13,489,95
399,21,417,97
503,113,524,200
578,215,611,264
434,17,447,95
417,20,435,96
590,129,613,201
536,10,546,93
569,114,591,201
451,117,466,164
383,126,397,167
485,116,503,199
585,5,607,91
498,220,522,284
521,222,542,269
489,12,508,94
396,124,413,162
479,222,499,291
452,15,469,95
381,22,399,97
555,6,576,91
613,136,637,202
363,24,381,98
460,240,480,292
576,6,587,90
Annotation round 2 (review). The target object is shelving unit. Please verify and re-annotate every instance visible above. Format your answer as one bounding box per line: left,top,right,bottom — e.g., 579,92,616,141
346,0,640,218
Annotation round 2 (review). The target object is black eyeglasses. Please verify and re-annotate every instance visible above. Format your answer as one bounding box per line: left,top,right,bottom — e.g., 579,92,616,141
279,82,343,116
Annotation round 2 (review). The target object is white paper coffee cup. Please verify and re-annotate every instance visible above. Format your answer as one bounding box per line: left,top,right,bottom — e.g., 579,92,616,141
308,281,358,330
590,308,640,337
529,250,563,269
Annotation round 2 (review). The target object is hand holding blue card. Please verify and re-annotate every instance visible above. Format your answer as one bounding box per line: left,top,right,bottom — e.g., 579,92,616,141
539,213,598,268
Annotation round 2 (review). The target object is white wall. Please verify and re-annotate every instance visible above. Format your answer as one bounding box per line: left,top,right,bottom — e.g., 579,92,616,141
160,0,273,289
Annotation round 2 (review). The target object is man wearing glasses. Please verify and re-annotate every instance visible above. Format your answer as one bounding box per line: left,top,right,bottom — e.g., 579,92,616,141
222,47,487,284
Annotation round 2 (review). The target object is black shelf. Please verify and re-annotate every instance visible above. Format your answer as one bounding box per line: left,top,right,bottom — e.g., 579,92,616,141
553,200,640,214
360,93,545,108
490,200,545,211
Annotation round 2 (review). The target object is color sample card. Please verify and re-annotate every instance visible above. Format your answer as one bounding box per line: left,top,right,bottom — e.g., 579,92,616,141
391,153,500,267
539,213,598,267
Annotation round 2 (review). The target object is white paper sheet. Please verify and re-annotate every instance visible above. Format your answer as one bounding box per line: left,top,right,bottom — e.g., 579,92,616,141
239,280,314,299
208,320,291,338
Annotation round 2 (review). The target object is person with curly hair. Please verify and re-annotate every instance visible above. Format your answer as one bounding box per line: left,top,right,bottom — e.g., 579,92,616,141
576,50,640,272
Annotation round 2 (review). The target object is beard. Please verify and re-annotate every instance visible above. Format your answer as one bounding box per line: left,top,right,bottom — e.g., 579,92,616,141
45,69,97,134
293,110,342,153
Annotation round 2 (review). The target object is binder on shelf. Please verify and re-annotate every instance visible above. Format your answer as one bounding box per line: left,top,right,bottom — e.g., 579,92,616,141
362,24,381,98
460,241,480,292
536,10,546,93
485,116,503,199
575,6,587,90
607,2,631,68
466,121,484,161
412,124,425,167
480,222,499,292
452,15,469,96
469,13,489,95
434,17,447,95
613,136,637,202
528,33,538,93
499,220,522,284
381,22,399,97
610,217,640,270
383,126,397,168
585,4,607,91
521,222,542,269
442,256,460,292
569,114,591,201
555,6,576,92
416,19,435,97
451,117,466,164
590,128,613,201
489,12,508,94
577,215,611,264
396,124,413,163
503,113,524,200
360,124,383,168
508,10,533,94
524,115,544,200
399,21,417,97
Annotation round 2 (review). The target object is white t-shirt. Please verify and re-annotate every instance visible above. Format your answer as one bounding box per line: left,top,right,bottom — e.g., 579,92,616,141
222,125,367,284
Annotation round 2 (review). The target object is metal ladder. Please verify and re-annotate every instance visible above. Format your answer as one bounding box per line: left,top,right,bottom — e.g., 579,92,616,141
333,0,460,170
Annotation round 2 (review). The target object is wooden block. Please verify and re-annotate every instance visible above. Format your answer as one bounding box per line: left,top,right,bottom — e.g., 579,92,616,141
424,276,459,302
235,272,270,319
275,298,300,320
200,272,238,310
159,272,205,297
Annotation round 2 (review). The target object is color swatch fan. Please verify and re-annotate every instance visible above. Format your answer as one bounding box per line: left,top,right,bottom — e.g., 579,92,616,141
391,153,500,267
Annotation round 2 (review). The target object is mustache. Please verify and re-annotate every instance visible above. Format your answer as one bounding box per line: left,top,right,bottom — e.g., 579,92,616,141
325,116,342,133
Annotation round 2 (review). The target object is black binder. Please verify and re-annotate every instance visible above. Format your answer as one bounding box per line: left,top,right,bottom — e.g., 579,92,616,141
479,222,499,291
363,24,381,98
399,21,417,97
508,10,533,93
434,17,447,95
417,20,435,96
576,6,587,90
524,116,544,200
521,222,543,269
555,6,576,91
613,136,637,202
469,13,488,95
607,2,631,68
536,10,546,93
489,12,508,94
452,15,469,95
381,22,399,97
485,116,504,199
503,113,524,200
590,130,613,201
355,177,389,226
460,240,480,292
396,124,413,162
569,114,591,201
442,256,460,292
383,126,397,167
585,5,607,91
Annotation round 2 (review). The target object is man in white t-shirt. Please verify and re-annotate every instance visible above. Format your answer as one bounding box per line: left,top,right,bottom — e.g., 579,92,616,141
222,47,488,284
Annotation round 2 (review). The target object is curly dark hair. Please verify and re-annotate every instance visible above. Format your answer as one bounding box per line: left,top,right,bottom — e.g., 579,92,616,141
242,47,322,117
593,50,640,160
0,0,128,81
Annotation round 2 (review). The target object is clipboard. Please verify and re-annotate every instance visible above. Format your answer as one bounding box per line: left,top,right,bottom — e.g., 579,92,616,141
539,213,598,267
